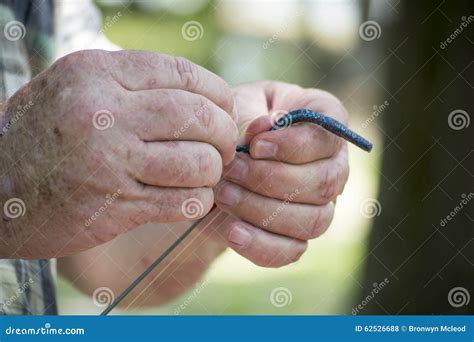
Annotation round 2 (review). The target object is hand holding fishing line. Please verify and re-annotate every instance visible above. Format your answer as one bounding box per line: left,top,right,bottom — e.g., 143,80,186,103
102,82,372,315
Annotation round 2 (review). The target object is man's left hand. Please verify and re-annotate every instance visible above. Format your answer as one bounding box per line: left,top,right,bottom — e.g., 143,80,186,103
213,81,350,267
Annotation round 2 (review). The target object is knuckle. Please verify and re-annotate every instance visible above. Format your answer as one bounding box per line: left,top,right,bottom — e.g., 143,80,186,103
319,164,338,202
195,97,214,131
174,56,200,90
220,87,235,114
196,148,222,186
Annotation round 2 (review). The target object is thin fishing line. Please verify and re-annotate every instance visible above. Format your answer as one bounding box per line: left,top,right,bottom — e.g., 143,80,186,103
101,108,372,315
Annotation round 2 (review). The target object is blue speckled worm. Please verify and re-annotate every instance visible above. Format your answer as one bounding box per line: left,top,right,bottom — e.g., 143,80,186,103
236,108,373,153
101,108,373,315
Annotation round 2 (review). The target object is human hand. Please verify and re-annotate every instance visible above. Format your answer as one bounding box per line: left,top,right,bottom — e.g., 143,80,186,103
214,81,349,267
0,50,238,258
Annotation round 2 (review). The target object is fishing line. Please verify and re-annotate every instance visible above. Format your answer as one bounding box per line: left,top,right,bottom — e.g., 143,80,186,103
101,109,372,315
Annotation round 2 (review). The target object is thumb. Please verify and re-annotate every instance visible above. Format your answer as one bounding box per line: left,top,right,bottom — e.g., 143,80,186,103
243,115,273,144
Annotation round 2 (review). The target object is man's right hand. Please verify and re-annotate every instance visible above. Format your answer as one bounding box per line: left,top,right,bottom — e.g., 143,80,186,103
0,50,238,259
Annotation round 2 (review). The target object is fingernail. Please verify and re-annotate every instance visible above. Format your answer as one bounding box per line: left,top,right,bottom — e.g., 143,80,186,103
253,140,277,159
224,157,248,182
216,183,241,207
228,225,251,247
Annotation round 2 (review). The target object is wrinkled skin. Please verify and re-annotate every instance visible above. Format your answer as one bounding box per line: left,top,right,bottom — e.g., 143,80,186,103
0,50,238,259
1,50,350,272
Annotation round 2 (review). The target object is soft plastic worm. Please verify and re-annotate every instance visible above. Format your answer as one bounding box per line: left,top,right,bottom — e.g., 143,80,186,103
236,108,373,153
101,108,372,315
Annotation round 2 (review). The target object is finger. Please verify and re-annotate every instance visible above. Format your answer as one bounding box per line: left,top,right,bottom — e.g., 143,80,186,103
111,51,234,113
247,90,349,164
223,148,349,204
127,140,222,188
214,181,335,240
248,116,342,164
125,89,238,165
125,186,214,224
226,221,307,268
